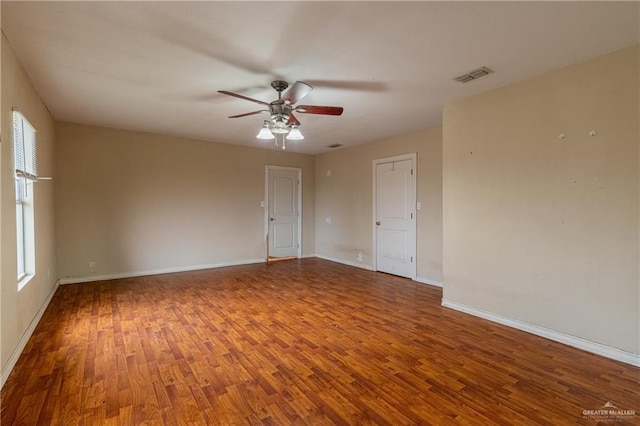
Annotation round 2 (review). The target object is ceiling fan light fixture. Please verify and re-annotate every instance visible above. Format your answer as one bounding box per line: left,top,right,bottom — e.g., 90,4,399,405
271,120,290,134
257,124,274,139
286,127,304,140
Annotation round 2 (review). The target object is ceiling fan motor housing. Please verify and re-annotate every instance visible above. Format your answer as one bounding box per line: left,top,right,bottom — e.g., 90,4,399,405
269,100,292,122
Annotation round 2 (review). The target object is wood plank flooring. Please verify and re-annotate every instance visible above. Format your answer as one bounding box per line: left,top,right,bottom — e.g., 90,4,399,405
1,258,638,425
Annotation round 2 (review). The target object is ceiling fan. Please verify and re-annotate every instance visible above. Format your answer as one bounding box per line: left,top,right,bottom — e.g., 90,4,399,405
218,80,343,142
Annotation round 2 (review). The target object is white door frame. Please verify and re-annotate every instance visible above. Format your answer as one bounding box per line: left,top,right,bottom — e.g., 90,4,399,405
265,165,302,259
372,153,417,279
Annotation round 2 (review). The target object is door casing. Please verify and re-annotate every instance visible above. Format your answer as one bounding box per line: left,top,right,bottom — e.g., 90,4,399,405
265,165,302,259
372,153,417,279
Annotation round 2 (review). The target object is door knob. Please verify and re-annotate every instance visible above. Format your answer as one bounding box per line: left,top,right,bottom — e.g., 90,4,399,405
270,217,275,222
376,221,381,225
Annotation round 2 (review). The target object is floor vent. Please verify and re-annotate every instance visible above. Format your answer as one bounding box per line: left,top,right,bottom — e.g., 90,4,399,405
328,144,343,148
454,66,493,83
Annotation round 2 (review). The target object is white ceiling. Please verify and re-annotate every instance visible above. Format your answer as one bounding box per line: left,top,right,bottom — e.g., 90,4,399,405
2,1,638,154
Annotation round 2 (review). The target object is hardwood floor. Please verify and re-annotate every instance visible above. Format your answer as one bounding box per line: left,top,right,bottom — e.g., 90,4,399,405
2,258,638,425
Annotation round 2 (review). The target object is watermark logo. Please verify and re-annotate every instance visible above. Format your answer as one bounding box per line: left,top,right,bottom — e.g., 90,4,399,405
582,402,636,423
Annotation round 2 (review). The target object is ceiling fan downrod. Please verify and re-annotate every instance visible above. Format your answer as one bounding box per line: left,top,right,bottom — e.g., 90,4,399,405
271,80,289,100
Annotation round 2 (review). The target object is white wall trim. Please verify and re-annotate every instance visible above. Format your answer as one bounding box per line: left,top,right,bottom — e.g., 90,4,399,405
442,299,640,367
59,258,265,285
315,257,443,289
1,280,60,389
315,254,374,271
416,277,443,288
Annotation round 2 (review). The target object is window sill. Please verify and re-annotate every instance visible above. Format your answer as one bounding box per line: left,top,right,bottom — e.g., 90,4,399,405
18,273,35,291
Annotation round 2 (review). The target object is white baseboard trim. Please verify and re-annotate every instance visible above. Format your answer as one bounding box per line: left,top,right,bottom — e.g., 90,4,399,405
59,258,266,285
442,299,640,367
1,280,60,390
416,277,443,288
314,254,374,271
313,257,444,289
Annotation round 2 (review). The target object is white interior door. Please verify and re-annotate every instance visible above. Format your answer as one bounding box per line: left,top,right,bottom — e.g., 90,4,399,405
267,167,300,258
375,157,416,279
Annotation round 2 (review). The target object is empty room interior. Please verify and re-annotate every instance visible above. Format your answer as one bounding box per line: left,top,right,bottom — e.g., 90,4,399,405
1,1,639,424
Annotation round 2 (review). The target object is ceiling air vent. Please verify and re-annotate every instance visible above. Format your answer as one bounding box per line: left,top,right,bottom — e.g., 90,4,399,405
328,144,343,148
454,66,493,83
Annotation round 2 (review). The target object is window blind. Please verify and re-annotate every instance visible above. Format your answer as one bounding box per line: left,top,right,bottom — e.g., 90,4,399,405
12,110,37,179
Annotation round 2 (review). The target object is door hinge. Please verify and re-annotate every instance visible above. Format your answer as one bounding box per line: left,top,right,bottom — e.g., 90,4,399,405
410,212,413,219
410,256,413,263
411,169,413,175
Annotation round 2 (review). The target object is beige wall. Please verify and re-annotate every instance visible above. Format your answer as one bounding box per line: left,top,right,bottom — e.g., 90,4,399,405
1,34,58,372
314,127,443,284
1,8,3,374
55,123,315,280
443,45,639,354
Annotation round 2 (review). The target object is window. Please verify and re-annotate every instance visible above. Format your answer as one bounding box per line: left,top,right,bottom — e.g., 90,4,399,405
13,109,37,289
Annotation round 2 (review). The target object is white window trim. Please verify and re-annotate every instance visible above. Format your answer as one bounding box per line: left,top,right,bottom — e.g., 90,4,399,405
13,109,37,289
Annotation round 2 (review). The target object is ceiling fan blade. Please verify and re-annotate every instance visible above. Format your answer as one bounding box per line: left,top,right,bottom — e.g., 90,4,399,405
218,90,270,106
228,110,268,118
287,113,301,127
303,79,388,93
295,105,344,116
282,81,313,104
